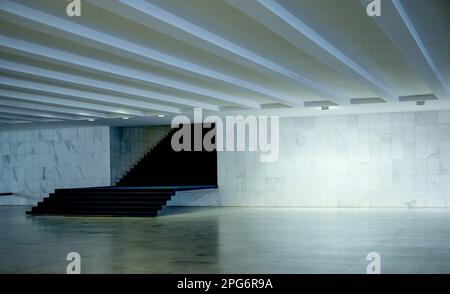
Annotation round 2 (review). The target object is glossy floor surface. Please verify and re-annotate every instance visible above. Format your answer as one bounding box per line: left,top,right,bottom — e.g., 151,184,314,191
1,206,450,274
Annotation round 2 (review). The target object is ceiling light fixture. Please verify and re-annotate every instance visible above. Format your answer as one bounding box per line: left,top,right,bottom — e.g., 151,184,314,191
304,101,336,109
399,94,436,102
87,118,95,122
157,114,165,118
122,116,130,120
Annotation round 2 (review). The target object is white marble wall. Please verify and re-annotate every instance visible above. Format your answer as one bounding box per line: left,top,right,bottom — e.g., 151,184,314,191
0,126,111,204
169,110,450,208
109,126,171,184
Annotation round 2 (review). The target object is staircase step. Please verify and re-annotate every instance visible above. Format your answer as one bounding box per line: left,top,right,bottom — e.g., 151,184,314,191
32,205,163,213
46,196,171,202
26,210,157,217
31,206,161,213
37,202,165,208
54,187,175,195
53,190,175,195
50,192,172,197
42,199,168,204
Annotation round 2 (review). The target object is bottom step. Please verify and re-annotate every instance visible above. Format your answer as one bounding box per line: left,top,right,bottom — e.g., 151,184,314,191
26,210,157,217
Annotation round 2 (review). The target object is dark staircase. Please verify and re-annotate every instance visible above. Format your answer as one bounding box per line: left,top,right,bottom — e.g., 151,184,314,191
26,188,174,217
27,124,217,217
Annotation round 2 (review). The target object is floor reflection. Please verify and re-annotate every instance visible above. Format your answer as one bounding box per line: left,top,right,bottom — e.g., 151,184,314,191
1,206,450,273
1,206,219,273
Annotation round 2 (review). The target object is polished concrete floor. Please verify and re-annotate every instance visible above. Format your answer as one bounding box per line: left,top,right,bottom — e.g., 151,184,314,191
1,206,450,273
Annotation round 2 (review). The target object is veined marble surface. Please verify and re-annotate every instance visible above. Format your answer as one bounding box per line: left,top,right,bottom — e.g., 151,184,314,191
2,110,450,208
171,110,450,208
0,126,111,204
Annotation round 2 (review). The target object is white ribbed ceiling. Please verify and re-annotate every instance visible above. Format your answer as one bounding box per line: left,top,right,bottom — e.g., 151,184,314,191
0,0,448,127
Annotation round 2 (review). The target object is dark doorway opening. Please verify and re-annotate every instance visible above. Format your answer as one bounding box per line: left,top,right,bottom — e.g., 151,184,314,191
117,123,218,187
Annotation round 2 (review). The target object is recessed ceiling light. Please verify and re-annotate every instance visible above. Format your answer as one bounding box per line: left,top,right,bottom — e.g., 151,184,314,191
416,101,425,106
87,118,95,122
122,116,130,120
157,114,165,118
